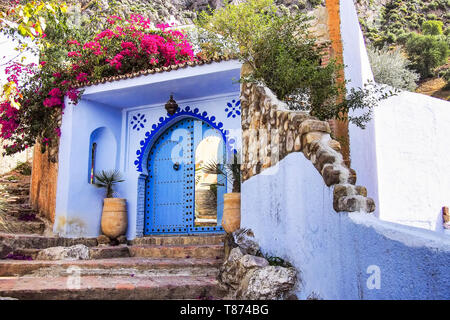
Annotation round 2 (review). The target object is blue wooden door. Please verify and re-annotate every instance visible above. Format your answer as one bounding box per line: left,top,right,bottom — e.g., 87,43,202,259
144,117,225,235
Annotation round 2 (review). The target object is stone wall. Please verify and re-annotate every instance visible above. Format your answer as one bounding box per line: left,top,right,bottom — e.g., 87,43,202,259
240,82,375,213
30,145,58,223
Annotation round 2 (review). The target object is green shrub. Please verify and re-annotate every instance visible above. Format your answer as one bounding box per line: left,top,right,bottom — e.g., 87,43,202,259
14,161,32,176
367,46,419,91
196,0,395,129
422,20,444,35
405,33,449,78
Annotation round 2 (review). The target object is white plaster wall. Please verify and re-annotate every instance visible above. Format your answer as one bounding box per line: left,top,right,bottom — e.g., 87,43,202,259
341,0,450,232
374,93,450,231
241,152,450,299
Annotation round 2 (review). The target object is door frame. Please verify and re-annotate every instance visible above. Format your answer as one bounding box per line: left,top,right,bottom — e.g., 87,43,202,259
135,107,236,237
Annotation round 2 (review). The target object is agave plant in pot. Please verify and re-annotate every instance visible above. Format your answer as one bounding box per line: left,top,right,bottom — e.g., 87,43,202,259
94,170,127,239
202,153,241,233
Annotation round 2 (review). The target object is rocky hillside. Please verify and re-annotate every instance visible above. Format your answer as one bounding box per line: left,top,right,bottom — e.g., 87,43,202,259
354,0,449,46
80,0,324,25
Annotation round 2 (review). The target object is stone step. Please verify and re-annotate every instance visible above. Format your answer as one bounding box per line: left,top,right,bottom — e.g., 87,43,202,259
89,245,130,259
3,208,36,218
129,244,224,259
0,233,98,250
3,188,29,196
0,257,223,277
131,234,225,246
4,196,28,205
0,275,225,300
0,218,45,235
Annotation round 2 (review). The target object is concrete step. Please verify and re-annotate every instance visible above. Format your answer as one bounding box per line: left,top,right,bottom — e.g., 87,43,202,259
131,234,225,246
0,233,98,249
0,257,223,277
0,275,225,300
129,244,224,259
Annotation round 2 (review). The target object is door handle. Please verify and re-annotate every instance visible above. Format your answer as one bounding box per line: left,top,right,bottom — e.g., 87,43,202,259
173,162,180,171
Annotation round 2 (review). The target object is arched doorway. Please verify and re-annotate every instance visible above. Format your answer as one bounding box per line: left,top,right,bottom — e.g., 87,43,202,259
144,117,226,235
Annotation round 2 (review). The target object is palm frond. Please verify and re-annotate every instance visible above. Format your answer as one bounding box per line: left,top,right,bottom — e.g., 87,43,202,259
93,170,124,198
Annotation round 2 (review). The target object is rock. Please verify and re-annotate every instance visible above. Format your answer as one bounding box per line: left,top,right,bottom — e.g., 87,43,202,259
299,119,331,136
236,254,269,280
36,244,90,261
117,235,127,244
238,266,297,300
239,255,269,269
336,195,376,213
219,247,244,290
0,243,13,259
233,229,260,256
322,164,342,186
97,235,111,246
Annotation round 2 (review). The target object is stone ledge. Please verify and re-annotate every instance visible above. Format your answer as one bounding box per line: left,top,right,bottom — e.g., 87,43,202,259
241,82,375,213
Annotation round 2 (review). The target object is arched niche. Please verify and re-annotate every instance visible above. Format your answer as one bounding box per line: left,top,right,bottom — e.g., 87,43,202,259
88,127,117,183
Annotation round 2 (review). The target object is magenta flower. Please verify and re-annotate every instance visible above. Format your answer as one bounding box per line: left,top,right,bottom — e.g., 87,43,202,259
76,73,89,82
43,97,62,108
48,88,62,97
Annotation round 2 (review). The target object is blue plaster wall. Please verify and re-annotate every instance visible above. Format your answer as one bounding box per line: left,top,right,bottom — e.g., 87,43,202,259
54,62,242,239
241,152,450,300
55,100,122,237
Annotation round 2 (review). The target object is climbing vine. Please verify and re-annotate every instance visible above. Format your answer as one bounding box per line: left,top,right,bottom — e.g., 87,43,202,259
0,1,196,156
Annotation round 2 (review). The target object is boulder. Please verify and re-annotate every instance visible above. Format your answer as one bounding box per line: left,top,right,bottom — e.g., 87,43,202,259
238,266,297,300
219,247,244,290
36,244,90,261
233,229,260,256
236,254,269,280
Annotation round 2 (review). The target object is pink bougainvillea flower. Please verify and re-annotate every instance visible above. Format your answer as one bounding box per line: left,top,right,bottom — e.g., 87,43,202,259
40,61,46,66
67,39,81,46
66,88,80,102
76,72,89,82
48,88,62,97
53,72,61,78
68,51,81,57
43,97,62,108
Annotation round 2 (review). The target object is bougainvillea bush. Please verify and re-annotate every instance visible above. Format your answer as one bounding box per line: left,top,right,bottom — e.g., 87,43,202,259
0,11,196,155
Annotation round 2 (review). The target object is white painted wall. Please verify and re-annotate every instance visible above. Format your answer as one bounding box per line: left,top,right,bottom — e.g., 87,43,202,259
373,93,450,231
241,152,450,299
341,0,450,232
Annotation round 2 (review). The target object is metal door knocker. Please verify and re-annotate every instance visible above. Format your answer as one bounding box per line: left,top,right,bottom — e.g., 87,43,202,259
173,162,180,171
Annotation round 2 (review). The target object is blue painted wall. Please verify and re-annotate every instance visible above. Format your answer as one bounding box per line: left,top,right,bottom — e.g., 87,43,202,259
54,61,242,239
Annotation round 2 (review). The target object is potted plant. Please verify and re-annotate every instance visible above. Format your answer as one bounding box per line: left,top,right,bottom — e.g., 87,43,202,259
94,170,127,239
202,153,241,233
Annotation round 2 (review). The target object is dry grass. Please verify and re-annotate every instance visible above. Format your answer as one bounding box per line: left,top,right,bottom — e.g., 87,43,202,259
416,77,450,101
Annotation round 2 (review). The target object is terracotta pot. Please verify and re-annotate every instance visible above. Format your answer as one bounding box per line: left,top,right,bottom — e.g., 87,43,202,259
101,198,127,239
222,193,241,233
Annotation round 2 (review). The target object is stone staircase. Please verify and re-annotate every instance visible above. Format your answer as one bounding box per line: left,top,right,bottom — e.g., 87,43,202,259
0,169,226,299
0,233,226,300
0,175,47,235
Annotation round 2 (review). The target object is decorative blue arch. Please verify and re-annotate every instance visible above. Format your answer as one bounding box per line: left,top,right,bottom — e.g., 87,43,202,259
134,106,237,172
